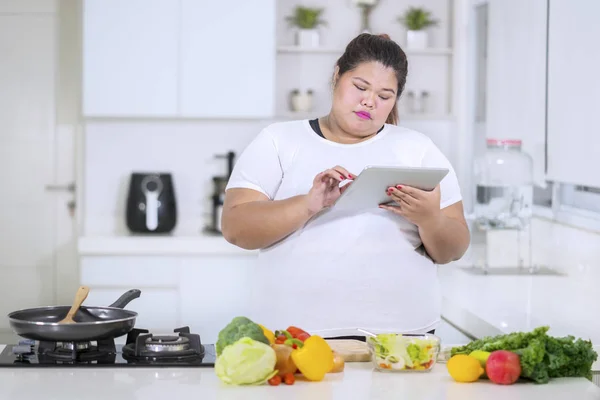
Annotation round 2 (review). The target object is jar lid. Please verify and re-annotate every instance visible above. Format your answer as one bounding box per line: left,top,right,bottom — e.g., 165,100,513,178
486,138,522,146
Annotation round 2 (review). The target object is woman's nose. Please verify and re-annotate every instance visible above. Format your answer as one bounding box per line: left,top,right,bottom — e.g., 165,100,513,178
361,94,375,108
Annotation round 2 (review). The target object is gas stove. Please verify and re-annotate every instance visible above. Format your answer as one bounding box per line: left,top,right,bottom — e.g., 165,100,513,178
0,326,216,368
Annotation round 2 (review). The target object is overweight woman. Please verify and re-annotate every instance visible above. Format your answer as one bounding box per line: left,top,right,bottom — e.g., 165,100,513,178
221,33,470,338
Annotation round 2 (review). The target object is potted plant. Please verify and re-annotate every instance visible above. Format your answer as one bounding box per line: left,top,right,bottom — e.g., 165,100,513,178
286,6,327,48
397,7,439,49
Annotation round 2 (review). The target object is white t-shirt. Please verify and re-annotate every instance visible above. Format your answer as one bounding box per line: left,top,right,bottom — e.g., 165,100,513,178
226,120,462,336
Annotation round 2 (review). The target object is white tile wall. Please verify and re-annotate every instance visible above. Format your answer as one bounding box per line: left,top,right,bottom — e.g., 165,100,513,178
80,0,458,237
83,119,457,237
83,120,272,236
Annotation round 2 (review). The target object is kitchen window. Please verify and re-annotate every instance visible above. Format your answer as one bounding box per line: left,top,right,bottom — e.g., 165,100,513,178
533,182,600,233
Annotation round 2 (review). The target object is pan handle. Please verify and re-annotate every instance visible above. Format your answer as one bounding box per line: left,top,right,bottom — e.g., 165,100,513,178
108,289,141,309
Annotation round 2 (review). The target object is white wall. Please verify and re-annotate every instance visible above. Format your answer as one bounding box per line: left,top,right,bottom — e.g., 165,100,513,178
83,120,269,236
82,0,459,237
83,118,455,236
275,0,453,117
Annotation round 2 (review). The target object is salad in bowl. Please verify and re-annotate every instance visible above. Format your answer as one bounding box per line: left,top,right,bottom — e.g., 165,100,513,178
367,333,440,372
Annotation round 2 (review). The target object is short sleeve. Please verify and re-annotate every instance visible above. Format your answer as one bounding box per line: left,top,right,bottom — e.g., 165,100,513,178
225,128,283,199
421,139,463,209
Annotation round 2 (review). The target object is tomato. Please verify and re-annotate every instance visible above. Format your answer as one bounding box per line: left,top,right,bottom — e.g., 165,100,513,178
286,326,308,338
296,332,311,342
268,375,282,386
283,373,295,385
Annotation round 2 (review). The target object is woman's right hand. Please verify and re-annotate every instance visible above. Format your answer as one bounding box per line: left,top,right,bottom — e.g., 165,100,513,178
305,166,355,215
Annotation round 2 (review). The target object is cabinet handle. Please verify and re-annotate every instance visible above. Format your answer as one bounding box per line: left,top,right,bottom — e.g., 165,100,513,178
45,182,76,192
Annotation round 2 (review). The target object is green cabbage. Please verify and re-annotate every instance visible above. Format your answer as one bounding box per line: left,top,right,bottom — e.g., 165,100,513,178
215,337,277,385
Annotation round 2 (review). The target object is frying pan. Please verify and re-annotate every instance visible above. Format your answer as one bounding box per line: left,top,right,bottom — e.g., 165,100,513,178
7,289,141,342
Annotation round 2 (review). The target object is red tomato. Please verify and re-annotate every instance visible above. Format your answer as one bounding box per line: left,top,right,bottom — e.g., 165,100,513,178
283,373,295,385
286,326,308,338
295,332,311,342
268,376,282,386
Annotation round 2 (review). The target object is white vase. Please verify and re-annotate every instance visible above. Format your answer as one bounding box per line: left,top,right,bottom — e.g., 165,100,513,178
291,91,313,112
296,29,320,48
406,30,428,49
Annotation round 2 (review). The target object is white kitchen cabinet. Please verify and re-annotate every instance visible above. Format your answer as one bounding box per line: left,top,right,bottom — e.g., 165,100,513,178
79,253,258,342
80,256,183,332
546,0,600,188
484,0,548,186
179,0,275,118
80,256,181,288
179,255,258,344
0,0,55,13
84,287,180,332
82,0,179,117
82,0,276,118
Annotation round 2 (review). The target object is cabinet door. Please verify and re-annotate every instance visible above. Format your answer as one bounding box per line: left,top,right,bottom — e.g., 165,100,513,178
180,255,258,344
484,0,548,185
546,0,600,187
0,0,55,13
179,0,275,118
82,0,179,117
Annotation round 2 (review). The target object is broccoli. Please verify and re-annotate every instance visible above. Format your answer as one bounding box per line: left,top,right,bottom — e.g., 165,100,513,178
216,316,270,355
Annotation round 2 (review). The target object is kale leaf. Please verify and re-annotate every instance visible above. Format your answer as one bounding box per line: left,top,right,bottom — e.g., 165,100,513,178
450,326,597,384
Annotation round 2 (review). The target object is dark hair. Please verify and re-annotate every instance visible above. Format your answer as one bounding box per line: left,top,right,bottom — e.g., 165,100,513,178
334,33,408,125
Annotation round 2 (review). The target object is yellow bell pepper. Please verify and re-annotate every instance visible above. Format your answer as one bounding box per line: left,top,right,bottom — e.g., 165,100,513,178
259,324,275,345
291,335,334,381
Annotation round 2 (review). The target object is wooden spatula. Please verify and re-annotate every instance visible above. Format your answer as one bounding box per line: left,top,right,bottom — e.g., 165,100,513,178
58,286,90,324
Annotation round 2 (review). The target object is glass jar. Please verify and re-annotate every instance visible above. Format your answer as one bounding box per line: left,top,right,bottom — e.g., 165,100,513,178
473,139,534,230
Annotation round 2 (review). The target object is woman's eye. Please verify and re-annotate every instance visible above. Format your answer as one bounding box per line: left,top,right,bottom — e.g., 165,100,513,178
354,85,366,91
379,96,391,100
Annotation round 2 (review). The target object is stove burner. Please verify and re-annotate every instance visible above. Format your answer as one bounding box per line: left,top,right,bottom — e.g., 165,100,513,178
122,326,204,363
60,342,91,352
37,338,117,364
145,336,190,352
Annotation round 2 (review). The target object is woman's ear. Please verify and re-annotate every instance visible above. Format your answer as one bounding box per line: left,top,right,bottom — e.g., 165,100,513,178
332,66,340,88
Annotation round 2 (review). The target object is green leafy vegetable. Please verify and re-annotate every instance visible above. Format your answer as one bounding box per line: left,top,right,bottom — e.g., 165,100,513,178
215,337,277,385
451,326,598,384
216,316,270,356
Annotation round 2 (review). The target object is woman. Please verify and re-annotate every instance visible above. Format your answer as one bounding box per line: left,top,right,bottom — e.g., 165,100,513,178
221,33,470,338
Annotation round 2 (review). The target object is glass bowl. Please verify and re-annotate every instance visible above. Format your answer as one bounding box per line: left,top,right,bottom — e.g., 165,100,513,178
366,333,441,372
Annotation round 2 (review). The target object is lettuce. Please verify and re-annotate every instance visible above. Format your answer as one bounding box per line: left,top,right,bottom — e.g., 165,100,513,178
215,337,277,385
451,326,598,384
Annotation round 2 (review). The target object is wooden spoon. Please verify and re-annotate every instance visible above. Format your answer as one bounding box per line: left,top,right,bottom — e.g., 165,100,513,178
58,286,90,324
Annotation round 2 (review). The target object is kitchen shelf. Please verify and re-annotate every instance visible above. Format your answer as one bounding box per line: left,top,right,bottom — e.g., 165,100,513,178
277,46,453,56
78,236,258,256
274,111,455,122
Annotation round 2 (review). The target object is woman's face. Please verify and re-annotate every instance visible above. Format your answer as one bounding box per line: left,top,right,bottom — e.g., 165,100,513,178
332,61,398,136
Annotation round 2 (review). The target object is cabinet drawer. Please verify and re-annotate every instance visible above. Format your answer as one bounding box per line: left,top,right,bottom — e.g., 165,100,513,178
80,256,180,287
84,288,180,332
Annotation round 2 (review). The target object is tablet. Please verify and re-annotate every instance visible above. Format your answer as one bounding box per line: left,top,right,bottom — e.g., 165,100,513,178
332,165,449,212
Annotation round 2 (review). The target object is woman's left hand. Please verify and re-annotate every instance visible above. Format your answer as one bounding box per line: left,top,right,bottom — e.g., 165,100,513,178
379,185,441,227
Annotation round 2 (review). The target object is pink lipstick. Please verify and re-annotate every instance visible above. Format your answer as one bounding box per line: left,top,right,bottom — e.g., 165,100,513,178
355,111,371,120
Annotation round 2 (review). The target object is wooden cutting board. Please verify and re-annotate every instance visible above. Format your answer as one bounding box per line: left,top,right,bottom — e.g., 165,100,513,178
325,339,371,362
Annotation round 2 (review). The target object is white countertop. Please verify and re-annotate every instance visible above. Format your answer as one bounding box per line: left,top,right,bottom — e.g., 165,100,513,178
0,345,597,400
438,218,600,371
78,235,257,256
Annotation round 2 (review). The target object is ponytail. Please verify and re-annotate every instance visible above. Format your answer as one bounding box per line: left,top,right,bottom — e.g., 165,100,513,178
386,105,399,125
